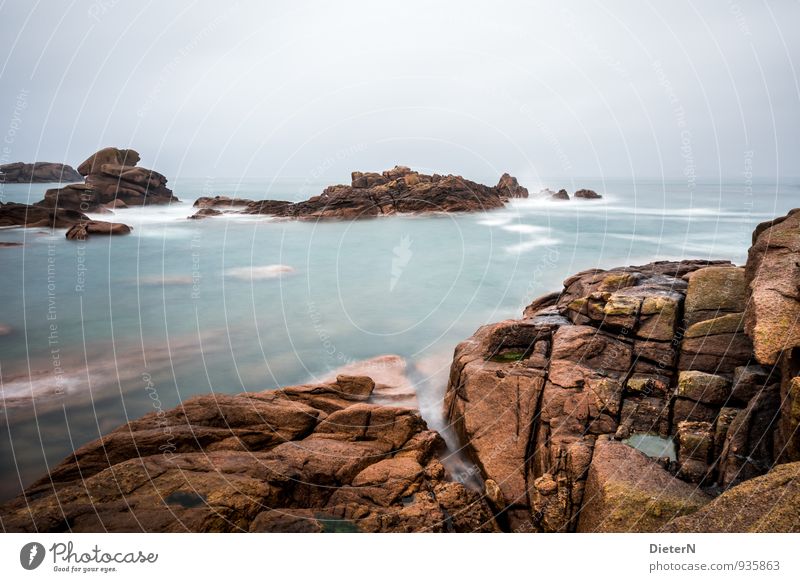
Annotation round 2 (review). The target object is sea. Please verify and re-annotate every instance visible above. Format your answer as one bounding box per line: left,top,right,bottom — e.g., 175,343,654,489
0,175,797,502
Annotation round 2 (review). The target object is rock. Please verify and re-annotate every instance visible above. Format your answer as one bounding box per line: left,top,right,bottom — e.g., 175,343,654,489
745,209,800,366
675,421,713,482
676,371,731,405
576,438,710,532
574,189,602,199
0,201,88,228
0,375,497,532
245,166,508,220
744,209,800,462
496,173,528,199
188,208,223,219
730,364,776,405
0,162,82,183
445,252,786,531
664,462,800,532
684,266,747,324
65,221,132,240
39,183,104,212
193,195,254,209
76,147,140,175
551,188,570,200
320,355,417,408
36,147,178,211
104,198,128,209
717,383,780,486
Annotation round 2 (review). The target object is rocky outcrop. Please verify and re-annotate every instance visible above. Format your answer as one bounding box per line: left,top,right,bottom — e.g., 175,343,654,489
0,201,88,228
445,245,792,531
0,375,497,533
552,189,570,200
243,166,508,220
65,220,132,240
0,162,82,183
188,208,223,219
37,147,178,212
745,208,800,462
193,195,255,209
496,173,529,199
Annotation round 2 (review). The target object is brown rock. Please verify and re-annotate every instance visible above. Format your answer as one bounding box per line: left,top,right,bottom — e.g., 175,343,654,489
0,161,82,183
65,220,132,240
576,438,710,532
496,173,529,199
665,462,800,532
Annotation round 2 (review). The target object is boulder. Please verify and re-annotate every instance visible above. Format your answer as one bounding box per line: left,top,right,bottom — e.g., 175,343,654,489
576,438,710,532
551,188,570,200
744,209,800,462
665,462,800,532
65,221,132,240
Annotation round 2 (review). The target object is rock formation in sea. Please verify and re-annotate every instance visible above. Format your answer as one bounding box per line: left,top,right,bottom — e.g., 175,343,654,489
0,161,82,183
496,172,529,199
38,147,178,212
1,208,796,533
0,147,174,235
242,166,510,220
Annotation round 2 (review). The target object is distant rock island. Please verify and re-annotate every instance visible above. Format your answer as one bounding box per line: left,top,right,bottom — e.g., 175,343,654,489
0,161,82,183
189,165,602,220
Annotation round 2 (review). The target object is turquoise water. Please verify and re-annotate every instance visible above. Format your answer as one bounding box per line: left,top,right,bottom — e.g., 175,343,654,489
0,176,797,501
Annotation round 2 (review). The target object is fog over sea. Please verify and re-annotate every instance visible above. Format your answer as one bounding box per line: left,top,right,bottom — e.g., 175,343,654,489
0,175,797,501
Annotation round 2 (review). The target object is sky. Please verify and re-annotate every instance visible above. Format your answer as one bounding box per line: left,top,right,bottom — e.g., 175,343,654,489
0,0,798,184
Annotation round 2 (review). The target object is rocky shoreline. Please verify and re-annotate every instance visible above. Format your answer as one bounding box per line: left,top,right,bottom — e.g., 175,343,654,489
1,208,797,533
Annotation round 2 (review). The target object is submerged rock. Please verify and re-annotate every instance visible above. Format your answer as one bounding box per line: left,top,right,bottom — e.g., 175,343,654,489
0,161,82,183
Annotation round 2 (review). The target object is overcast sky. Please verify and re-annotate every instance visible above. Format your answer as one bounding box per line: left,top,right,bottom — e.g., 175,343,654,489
0,0,798,184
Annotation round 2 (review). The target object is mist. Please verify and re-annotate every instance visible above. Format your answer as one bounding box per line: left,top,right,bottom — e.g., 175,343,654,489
1,0,798,185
